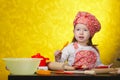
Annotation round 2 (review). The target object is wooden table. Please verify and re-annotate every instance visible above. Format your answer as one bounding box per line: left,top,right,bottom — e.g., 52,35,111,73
8,72,120,80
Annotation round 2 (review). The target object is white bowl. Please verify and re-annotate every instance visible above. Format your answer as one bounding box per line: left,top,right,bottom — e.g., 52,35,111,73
3,58,42,75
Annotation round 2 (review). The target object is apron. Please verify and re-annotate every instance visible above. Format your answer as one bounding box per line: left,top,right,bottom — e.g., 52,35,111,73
72,42,97,69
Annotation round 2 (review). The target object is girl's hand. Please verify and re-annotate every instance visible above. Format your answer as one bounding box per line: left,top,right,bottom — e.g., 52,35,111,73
108,63,113,68
54,50,62,61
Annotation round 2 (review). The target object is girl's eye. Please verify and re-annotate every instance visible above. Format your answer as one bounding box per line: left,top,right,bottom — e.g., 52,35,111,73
84,29,88,31
77,29,80,31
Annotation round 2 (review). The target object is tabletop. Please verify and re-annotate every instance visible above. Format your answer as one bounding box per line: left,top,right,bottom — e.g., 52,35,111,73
8,72,120,80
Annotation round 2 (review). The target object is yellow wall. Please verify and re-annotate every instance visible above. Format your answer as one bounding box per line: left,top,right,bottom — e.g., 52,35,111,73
0,0,120,80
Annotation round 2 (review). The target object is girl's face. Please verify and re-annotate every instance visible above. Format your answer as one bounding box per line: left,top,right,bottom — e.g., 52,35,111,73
74,23,90,45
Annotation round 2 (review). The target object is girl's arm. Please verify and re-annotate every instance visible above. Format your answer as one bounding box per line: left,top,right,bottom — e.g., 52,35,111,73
93,48,113,68
54,42,69,62
55,44,71,62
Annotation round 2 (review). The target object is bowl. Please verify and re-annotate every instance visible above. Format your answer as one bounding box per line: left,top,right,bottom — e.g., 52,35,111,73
3,58,42,75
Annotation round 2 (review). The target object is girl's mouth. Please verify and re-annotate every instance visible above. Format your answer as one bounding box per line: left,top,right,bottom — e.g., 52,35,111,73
79,36,84,39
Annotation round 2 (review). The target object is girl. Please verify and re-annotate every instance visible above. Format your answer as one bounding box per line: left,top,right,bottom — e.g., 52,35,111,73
48,11,111,71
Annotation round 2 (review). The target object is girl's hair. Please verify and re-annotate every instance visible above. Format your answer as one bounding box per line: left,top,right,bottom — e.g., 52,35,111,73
72,36,99,53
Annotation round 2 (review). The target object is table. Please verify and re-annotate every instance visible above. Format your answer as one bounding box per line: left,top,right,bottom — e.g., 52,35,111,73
8,72,120,80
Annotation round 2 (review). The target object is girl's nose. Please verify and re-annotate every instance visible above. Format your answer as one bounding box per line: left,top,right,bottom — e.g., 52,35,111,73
79,30,83,35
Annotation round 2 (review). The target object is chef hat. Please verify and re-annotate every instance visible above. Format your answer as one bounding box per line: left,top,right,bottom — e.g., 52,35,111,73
73,11,101,37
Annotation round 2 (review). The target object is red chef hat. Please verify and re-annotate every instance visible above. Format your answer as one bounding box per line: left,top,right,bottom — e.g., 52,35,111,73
73,11,101,37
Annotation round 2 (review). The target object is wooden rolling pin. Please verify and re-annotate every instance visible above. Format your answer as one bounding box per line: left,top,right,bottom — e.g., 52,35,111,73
54,68,120,75
49,66,120,75
91,68,120,74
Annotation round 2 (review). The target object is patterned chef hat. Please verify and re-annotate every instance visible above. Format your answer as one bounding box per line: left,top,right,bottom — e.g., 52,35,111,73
73,11,101,37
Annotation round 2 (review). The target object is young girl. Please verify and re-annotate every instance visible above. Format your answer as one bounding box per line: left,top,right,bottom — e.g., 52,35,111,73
48,11,111,71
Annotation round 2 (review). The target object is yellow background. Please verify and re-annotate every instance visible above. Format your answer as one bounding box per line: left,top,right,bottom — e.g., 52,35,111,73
0,0,120,80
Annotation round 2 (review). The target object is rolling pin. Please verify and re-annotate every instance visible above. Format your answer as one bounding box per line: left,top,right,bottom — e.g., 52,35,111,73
91,68,120,74
60,68,120,75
